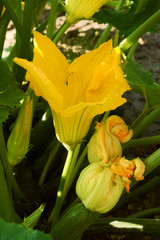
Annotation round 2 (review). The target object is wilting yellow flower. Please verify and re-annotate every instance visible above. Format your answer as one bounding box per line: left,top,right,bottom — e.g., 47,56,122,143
65,0,110,24
105,115,133,143
88,115,133,164
76,162,124,213
111,156,145,192
76,157,145,213
14,32,130,150
7,95,33,165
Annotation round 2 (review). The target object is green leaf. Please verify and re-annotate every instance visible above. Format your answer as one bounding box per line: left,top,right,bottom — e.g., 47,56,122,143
0,61,24,124
123,58,160,109
94,0,160,36
0,218,52,240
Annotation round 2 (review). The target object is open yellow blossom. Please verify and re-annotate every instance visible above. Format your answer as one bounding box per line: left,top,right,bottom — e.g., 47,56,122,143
65,0,110,24
14,32,130,150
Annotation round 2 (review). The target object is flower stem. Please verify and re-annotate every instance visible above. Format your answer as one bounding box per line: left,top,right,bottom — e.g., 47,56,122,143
114,176,160,211
130,104,150,135
38,141,61,186
49,149,74,226
127,41,138,58
132,106,160,138
0,126,21,222
62,144,81,203
129,207,160,218
122,135,160,150
47,0,58,39
120,9,160,52
72,146,88,181
94,0,125,49
52,21,70,44
15,0,34,83
1,0,22,36
143,147,160,176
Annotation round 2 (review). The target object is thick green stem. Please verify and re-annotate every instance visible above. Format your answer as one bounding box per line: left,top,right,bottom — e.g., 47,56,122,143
143,147,160,176
0,0,22,36
122,135,160,150
94,25,112,49
47,0,58,39
94,0,125,48
132,106,160,138
53,21,70,44
49,149,74,226
38,141,61,186
86,217,160,236
130,104,150,135
127,41,138,58
114,176,160,211
120,9,160,52
62,144,81,202
0,126,21,222
72,146,88,182
129,207,160,218
15,0,34,82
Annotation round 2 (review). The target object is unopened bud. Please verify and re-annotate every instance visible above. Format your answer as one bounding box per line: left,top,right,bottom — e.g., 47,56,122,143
88,122,122,164
76,162,124,213
7,95,33,165
88,115,133,164
65,0,110,24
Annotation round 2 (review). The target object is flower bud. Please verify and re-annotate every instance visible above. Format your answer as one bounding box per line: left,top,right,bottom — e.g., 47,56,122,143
76,162,124,213
88,115,133,164
65,0,110,24
7,95,33,165
88,122,122,164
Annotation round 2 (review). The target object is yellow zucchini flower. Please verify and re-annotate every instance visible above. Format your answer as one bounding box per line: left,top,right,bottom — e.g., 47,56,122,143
14,31,130,150
65,0,110,24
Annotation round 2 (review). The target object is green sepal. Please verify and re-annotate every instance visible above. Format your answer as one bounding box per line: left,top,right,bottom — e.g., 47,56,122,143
22,204,45,229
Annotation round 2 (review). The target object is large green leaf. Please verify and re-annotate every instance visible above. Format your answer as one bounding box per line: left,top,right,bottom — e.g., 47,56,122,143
94,0,160,36
0,218,52,240
123,58,160,109
0,61,24,124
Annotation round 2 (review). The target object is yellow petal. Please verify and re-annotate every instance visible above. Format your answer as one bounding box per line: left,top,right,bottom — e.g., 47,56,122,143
86,47,130,103
132,157,145,180
14,58,63,112
33,31,69,95
66,0,110,23
66,41,113,105
67,41,130,111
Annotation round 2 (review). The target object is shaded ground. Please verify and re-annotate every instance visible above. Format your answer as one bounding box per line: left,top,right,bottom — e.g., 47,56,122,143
3,13,160,240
